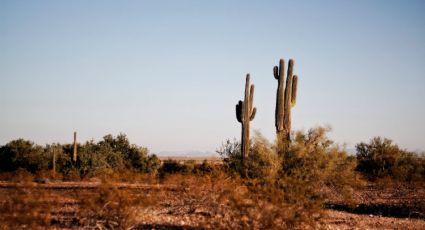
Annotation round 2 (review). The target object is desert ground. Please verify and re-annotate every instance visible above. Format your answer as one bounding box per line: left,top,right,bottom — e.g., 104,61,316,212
0,175,424,230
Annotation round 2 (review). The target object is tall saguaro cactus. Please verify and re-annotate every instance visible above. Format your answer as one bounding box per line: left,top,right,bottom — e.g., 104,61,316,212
236,74,257,162
273,59,298,142
73,131,77,163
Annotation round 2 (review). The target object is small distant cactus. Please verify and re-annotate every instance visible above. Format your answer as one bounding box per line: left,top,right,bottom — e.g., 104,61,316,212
273,59,298,141
73,131,77,162
236,74,257,163
53,150,56,177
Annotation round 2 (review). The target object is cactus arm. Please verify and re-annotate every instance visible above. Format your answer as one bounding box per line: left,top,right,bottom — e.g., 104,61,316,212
250,107,257,121
291,75,298,106
284,59,294,106
279,59,285,80
249,84,254,110
244,74,250,120
287,59,293,77
273,66,279,79
236,100,243,122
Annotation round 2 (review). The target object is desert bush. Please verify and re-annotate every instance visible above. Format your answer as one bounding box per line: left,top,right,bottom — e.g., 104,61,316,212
217,138,242,173
217,127,359,226
76,181,155,229
159,159,194,177
144,154,161,174
63,168,81,181
160,172,320,229
356,137,425,181
76,140,111,178
279,127,361,207
246,132,280,182
45,143,71,178
0,184,52,229
8,168,34,183
193,160,216,175
0,139,48,173
0,134,159,178
218,133,280,182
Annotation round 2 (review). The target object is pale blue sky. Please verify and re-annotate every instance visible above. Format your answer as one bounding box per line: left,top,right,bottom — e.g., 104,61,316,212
1,0,424,153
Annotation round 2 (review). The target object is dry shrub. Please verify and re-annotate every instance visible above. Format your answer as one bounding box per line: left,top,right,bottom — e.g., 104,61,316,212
218,132,280,182
63,168,81,181
96,169,157,184
0,184,52,229
217,138,242,173
246,132,280,182
0,168,34,183
159,173,320,229
75,181,155,229
193,160,217,175
279,127,362,203
218,180,323,229
216,127,361,227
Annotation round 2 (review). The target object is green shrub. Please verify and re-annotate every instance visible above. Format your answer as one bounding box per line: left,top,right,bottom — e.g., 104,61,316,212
217,134,280,181
0,139,47,173
159,159,192,176
245,132,280,182
356,137,424,181
193,160,216,175
279,127,360,205
0,133,159,179
145,154,161,174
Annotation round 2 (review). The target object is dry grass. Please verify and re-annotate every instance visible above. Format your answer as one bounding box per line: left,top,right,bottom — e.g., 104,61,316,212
75,182,156,229
0,170,424,229
0,172,324,229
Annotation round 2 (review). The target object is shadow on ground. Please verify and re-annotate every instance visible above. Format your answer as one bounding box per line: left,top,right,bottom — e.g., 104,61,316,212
135,224,204,230
325,203,425,219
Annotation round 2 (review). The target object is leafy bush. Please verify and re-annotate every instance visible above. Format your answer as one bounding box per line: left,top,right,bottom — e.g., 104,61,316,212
245,132,280,182
0,139,47,173
159,159,194,176
279,127,360,205
193,160,216,175
356,137,425,181
218,127,360,226
0,134,160,179
217,133,280,181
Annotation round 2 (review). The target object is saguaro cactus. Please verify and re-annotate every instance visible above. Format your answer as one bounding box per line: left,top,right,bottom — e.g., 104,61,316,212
73,131,77,162
273,59,298,141
236,74,257,162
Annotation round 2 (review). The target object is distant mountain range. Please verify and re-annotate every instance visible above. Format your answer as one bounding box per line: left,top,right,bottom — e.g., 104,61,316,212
156,150,218,157
155,148,423,157
156,148,359,157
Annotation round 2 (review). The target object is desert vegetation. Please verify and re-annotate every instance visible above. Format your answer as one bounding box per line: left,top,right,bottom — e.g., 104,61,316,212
0,58,424,229
1,128,424,229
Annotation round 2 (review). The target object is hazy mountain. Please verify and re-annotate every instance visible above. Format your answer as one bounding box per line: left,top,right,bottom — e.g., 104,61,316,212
156,150,218,157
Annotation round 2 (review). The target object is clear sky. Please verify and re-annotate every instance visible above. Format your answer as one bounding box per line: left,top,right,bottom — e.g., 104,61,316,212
1,0,424,153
